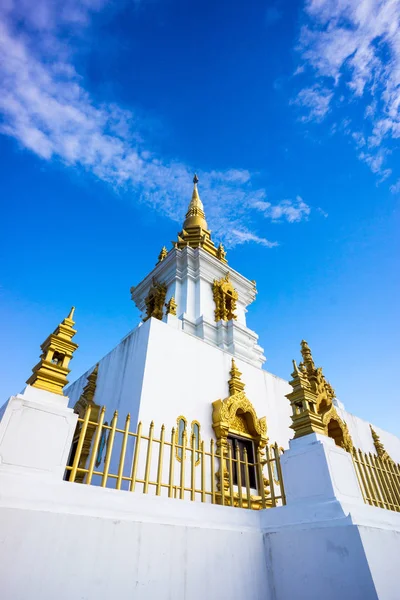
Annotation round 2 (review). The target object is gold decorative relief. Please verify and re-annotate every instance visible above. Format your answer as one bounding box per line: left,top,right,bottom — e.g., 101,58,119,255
157,246,168,263
212,359,269,508
212,273,238,322
143,279,167,321
71,365,100,483
191,420,201,466
165,296,177,316
175,415,187,462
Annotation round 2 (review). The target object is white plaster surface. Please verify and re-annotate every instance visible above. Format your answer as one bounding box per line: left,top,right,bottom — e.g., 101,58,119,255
66,317,292,448
0,471,268,600
282,434,364,505
0,387,77,479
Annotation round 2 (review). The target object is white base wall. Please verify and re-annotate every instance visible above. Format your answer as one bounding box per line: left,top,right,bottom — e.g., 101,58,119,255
0,471,268,600
1,470,400,600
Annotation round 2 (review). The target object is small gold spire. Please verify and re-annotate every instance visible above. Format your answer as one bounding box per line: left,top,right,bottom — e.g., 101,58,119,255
300,339,315,371
26,307,79,395
165,296,177,316
370,425,392,462
217,243,227,261
157,246,168,264
286,355,326,438
228,359,245,395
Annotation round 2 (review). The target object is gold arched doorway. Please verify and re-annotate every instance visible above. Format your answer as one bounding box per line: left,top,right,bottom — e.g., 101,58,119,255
212,360,269,508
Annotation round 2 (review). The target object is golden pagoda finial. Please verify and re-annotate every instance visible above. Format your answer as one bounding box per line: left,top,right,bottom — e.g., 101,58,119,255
228,359,245,395
26,307,79,395
183,174,208,230
286,356,326,438
300,339,315,371
172,174,228,263
370,425,392,462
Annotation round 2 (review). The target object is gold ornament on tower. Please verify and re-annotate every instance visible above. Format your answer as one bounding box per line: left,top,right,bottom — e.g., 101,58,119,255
287,340,353,451
212,273,238,322
143,279,167,321
172,175,228,263
26,307,78,395
165,296,177,316
370,425,393,462
157,246,168,263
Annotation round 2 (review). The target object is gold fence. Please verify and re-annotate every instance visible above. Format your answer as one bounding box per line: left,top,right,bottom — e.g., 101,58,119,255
65,405,286,510
351,448,400,512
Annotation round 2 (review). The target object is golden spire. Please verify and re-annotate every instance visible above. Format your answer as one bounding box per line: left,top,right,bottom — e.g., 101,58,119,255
370,425,392,462
26,307,78,395
286,357,326,438
182,174,208,230
228,359,245,395
300,339,315,371
173,174,227,263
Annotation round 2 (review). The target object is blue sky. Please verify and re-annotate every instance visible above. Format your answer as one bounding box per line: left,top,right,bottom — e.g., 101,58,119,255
1,0,399,435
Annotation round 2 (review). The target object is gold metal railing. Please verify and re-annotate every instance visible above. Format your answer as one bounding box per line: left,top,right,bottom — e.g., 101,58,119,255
351,448,400,512
65,405,286,510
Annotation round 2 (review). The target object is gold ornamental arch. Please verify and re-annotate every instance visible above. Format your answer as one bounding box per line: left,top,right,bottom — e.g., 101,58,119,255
212,359,269,508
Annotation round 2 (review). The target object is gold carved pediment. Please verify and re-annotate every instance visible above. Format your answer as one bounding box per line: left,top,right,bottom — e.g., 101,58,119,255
212,390,268,448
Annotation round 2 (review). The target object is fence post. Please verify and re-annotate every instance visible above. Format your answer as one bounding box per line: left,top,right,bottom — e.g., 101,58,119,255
0,385,78,481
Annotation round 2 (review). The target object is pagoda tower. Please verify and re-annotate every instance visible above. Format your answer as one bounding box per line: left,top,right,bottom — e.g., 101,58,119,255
65,176,291,474
130,175,265,368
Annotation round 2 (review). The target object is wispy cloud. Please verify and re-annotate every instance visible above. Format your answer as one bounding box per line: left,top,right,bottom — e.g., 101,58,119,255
0,1,310,248
230,230,278,248
291,85,333,123
294,0,400,185
252,196,311,223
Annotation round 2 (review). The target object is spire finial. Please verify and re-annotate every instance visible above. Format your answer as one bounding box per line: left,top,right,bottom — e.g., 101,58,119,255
300,339,315,370
182,173,207,230
26,307,79,395
228,358,245,395
171,173,227,263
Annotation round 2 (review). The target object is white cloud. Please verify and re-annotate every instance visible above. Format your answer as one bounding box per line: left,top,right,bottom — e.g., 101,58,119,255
252,196,311,223
295,0,400,184
230,230,278,248
390,179,400,194
292,85,333,122
0,1,310,248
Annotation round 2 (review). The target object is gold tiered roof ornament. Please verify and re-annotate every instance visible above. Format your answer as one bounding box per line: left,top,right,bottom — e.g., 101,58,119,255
287,340,353,451
26,307,78,395
172,174,228,263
